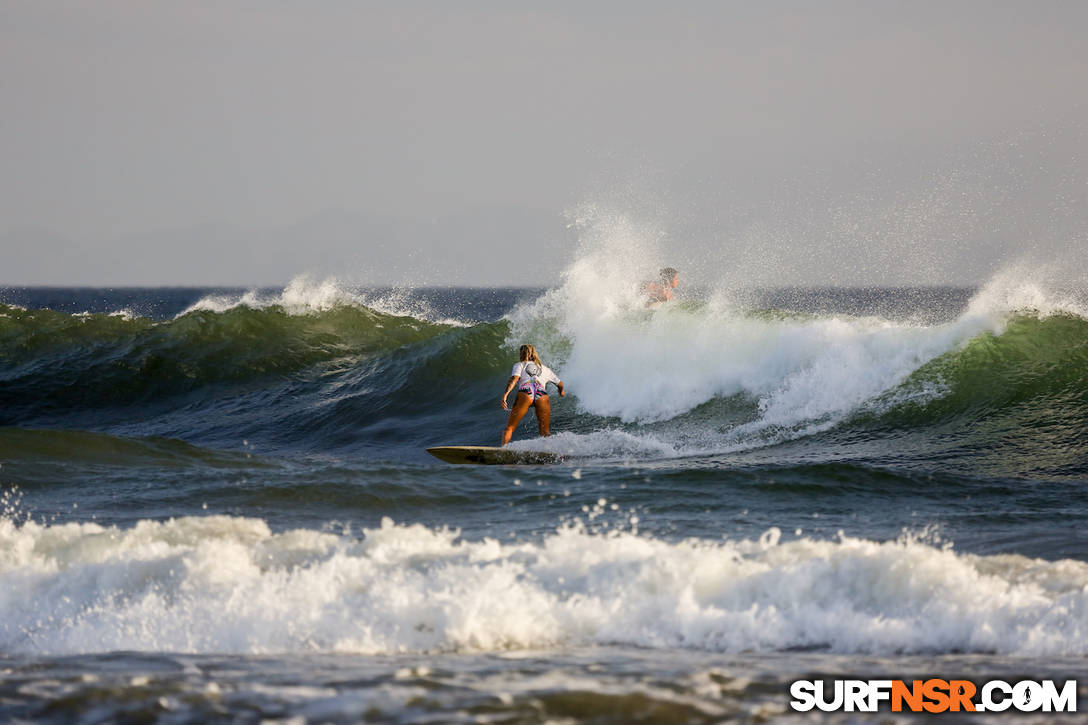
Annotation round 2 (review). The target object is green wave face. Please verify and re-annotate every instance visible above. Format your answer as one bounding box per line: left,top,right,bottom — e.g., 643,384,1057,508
3,298,1087,478
893,314,1088,419
0,303,457,420
860,313,1088,476
1,302,444,368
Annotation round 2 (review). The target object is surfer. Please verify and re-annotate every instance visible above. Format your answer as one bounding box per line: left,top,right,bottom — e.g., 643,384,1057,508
642,267,679,305
500,344,565,445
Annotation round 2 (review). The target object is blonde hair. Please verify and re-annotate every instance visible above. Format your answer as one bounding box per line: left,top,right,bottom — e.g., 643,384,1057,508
519,344,542,366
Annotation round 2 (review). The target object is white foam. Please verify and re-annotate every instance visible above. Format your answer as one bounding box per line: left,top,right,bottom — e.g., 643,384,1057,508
72,308,139,321
179,276,364,316
107,309,138,320
178,275,470,326
507,214,1088,455
356,287,471,327
2,514,1087,657
179,289,272,315
964,265,1088,321
507,430,676,460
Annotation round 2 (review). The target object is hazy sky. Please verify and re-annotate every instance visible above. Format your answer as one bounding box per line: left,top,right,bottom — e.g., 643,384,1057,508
2,1,1086,286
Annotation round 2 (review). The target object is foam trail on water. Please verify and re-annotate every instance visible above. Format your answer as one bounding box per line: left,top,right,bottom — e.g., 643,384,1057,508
2,514,1087,657
506,429,677,459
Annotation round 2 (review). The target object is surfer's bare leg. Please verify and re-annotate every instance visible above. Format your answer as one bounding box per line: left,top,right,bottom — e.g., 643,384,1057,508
534,396,551,436
502,392,533,445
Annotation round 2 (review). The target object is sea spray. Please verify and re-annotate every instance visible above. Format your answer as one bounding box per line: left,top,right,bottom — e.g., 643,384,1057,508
506,218,1088,460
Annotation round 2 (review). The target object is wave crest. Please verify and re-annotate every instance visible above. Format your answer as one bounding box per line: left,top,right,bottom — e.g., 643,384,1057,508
3,515,1086,656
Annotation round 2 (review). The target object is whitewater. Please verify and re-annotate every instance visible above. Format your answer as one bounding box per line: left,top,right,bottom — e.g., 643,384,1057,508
2,257,1088,720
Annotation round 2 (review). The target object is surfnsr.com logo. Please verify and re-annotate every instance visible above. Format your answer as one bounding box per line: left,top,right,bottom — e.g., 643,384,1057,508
789,679,1078,713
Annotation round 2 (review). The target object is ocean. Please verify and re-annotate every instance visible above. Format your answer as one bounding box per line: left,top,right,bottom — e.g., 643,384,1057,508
2,273,1087,723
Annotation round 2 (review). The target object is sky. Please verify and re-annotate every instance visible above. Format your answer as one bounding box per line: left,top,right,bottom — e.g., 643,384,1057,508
1,1,1086,287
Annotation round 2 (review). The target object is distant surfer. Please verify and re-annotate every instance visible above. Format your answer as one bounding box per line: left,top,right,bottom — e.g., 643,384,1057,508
642,267,679,305
500,344,565,445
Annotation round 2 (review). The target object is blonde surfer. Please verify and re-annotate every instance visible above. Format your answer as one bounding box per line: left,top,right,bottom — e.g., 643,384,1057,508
500,344,565,445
